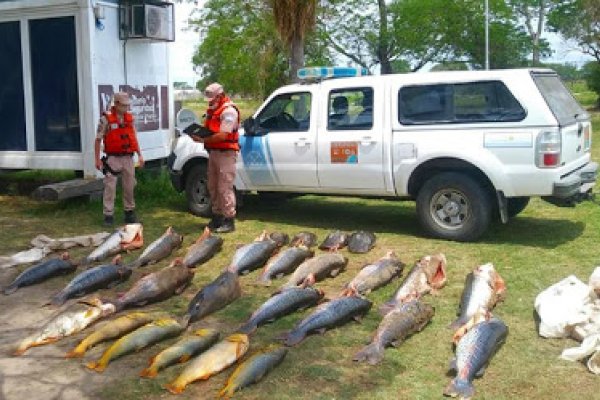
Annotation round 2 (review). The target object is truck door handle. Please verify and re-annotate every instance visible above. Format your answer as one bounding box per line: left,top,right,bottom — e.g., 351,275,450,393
294,138,311,147
361,136,376,146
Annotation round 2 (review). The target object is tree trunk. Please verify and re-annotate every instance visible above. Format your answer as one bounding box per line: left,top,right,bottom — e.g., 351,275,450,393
377,0,393,74
290,35,304,83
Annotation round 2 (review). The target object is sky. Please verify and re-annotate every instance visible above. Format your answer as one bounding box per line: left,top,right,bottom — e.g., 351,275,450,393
168,2,595,85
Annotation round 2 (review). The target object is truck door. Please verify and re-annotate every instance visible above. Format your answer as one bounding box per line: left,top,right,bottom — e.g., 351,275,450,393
316,85,386,192
239,91,317,188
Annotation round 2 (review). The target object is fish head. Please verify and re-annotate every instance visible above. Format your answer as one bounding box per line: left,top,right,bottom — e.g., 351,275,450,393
420,253,447,289
118,266,133,280
269,231,290,247
121,223,144,250
170,257,184,267
256,230,270,241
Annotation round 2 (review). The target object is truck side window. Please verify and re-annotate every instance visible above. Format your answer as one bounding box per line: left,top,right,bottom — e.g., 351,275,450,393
328,88,373,130
256,92,311,132
398,81,525,125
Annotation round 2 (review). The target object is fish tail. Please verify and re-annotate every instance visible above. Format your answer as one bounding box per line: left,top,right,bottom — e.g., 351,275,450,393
448,318,467,331
443,378,474,399
85,360,106,373
353,343,384,365
283,330,305,347
256,275,272,287
164,382,185,395
65,347,85,358
237,321,257,335
218,382,235,398
13,341,32,356
49,292,68,306
3,284,18,295
139,366,158,378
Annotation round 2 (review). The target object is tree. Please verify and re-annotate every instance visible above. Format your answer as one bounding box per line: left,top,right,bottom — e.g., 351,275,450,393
582,61,600,107
548,0,600,62
507,0,552,66
269,0,317,82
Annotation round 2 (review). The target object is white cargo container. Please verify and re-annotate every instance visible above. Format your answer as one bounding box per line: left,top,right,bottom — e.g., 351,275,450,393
0,0,175,177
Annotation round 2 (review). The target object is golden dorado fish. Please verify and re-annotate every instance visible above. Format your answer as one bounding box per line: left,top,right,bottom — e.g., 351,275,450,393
14,299,115,356
86,318,184,372
65,312,154,358
139,328,220,378
164,333,249,394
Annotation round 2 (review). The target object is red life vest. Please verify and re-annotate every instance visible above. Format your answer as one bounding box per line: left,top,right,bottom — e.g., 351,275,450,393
204,97,240,151
103,108,139,155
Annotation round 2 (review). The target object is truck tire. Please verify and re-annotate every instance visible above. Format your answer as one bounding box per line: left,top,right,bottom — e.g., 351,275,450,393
507,197,530,218
416,172,492,242
185,164,212,217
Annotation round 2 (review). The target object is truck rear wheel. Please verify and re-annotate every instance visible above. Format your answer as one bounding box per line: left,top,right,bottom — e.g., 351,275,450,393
185,164,212,217
416,172,492,242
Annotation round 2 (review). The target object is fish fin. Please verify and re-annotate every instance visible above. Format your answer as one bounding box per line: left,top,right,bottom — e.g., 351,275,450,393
85,361,106,373
218,384,234,399
443,378,474,399
353,343,384,365
164,383,185,394
65,349,84,359
317,328,327,335
475,365,487,378
283,330,306,347
448,357,458,373
352,314,365,323
448,317,466,331
494,272,507,301
330,268,341,277
175,284,187,295
339,288,356,297
237,322,257,335
2,285,18,295
139,367,158,378
179,354,191,363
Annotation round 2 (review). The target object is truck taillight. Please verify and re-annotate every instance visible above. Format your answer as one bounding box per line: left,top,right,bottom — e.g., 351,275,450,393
584,125,591,152
536,130,561,168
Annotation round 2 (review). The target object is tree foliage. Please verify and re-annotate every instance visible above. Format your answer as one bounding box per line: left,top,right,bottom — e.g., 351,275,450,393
548,0,600,62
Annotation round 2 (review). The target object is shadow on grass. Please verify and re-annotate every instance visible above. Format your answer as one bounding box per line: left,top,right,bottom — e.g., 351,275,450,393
238,195,585,249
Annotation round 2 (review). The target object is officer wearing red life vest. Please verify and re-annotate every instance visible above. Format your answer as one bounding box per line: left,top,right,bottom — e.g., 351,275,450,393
94,91,144,226
190,82,239,233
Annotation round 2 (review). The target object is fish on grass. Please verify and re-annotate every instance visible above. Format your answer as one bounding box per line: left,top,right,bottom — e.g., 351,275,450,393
341,250,404,296
318,230,349,251
49,255,132,306
219,344,288,399
65,312,155,358
290,231,318,248
379,253,447,315
227,231,283,275
347,231,377,254
183,271,241,325
165,333,250,394
110,258,193,312
256,245,314,286
449,263,506,331
3,252,77,295
353,299,434,365
182,227,223,268
281,252,348,289
14,298,115,356
80,223,143,265
126,226,183,268
237,286,324,335
444,314,508,400
140,328,220,378
86,317,184,373
280,295,372,346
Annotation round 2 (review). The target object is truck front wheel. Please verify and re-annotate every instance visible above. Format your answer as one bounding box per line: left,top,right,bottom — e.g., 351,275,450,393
185,164,212,217
416,172,492,242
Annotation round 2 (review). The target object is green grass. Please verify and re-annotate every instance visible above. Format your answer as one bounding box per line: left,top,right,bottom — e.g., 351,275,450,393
1,108,600,399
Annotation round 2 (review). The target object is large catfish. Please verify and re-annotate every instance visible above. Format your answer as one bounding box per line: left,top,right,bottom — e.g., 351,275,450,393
353,299,434,365
318,230,349,251
449,263,506,331
3,252,77,295
111,258,194,312
257,245,314,286
341,251,404,296
127,226,183,268
281,295,372,346
181,227,223,268
183,271,242,325
80,223,143,265
444,315,508,400
282,252,347,289
227,231,282,275
379,253,447,315
50,255,132,306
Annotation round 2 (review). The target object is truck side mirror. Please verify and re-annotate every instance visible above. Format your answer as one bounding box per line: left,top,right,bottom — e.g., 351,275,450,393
242,117,257,136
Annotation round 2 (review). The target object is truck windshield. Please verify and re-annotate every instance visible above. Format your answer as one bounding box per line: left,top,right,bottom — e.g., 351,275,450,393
532,73,588,126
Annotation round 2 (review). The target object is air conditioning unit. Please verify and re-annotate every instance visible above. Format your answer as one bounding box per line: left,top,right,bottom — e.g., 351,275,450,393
119,1,175,42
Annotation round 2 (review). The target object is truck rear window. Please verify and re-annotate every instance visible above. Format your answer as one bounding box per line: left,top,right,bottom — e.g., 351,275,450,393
532,73,588,126
398,81,526,125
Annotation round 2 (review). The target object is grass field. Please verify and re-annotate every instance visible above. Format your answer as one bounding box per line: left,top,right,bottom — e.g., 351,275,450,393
0,89,599,400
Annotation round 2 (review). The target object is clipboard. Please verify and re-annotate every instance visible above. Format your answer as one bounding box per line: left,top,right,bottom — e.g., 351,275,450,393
183,123,213,138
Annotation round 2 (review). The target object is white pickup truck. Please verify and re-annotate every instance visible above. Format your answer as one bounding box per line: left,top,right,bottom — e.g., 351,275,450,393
168,68,597,241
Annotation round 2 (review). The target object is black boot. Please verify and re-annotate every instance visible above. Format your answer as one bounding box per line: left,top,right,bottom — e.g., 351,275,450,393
207,214,223,230
104,214,114,226
124,210,137,224
215,217,235,233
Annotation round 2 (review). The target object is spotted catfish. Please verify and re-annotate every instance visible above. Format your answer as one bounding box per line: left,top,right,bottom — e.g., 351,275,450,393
449,263,506,331
341,251,404,296
80,223,143,265
227,231,283,275
127,226,183,268
50,255,132,306
444,314,508,400
182,227,223,268
379,253,447,315
3,252,77,295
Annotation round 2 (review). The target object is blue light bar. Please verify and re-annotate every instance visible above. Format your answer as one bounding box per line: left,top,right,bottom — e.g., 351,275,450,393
297,66,369,80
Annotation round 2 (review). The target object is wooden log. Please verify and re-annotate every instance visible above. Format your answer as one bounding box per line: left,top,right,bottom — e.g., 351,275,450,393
31,179,104,201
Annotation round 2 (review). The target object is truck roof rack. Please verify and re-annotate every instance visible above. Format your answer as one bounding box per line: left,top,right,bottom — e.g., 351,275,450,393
297,66,369,83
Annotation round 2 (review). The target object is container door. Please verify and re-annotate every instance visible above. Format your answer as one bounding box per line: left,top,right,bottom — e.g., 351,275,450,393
29,16,80,151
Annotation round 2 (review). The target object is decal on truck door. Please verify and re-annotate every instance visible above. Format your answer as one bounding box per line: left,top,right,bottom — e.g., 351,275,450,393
331,141,358,163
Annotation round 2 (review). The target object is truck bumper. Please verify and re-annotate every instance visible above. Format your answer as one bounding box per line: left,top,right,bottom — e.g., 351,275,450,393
542,161,598,207
167,152,184,192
